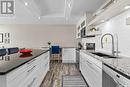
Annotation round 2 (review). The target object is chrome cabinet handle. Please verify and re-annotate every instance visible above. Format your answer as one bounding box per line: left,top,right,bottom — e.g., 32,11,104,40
86,60,92,65
116,74,120,78
27,66,36,73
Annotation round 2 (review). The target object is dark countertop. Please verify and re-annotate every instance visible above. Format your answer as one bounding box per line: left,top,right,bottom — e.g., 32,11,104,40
61,47,77,48
41,47,77,48
81,50,130,79
0,49,49,75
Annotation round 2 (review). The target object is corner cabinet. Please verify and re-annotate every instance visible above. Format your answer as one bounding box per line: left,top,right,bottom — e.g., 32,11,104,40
0,51,50,87
62,48,76,63
80,51,102,87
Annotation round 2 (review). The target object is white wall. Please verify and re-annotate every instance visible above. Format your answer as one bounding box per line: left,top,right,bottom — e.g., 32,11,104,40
81,36,100,50
82,9,130,57
97,9,130,57
0,24,77,49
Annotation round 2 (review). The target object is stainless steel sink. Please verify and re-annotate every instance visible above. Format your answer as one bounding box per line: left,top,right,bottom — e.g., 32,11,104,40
91,52,119,58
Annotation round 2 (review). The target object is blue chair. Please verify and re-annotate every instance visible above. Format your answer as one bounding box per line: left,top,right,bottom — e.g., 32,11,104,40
7,47,19,54
51,46,61,61
0,49,7,56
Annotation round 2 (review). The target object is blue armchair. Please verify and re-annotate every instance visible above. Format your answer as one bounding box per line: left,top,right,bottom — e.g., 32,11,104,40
51,46,61,62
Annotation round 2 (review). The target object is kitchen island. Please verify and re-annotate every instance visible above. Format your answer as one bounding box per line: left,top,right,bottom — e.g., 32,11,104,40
0,49,50,87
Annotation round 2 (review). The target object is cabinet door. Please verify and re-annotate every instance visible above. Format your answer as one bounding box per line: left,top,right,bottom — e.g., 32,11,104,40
84,60,94,87
85,60,102,87
62,48,76,63
7,63,27,83
23,73,38,87
80,52,102,87
80,53,93,87
36,52,49,87
7,70,27,87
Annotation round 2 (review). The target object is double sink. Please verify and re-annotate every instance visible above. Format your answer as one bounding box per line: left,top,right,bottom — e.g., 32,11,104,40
90,52,120,58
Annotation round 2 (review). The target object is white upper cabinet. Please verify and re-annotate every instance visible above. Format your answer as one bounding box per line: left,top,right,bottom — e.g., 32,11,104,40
88,0,130,26
77,0,130,38
76,12,102,38
76,13,94,38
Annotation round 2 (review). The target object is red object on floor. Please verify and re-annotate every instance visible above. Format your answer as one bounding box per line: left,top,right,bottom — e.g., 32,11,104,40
19,49,32,53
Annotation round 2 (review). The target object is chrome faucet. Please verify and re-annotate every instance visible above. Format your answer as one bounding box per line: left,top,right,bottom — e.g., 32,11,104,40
115,34,120,56
101,33,119,56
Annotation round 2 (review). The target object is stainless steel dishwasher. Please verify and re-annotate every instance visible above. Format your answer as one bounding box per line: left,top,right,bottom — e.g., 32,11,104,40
103,64,130,87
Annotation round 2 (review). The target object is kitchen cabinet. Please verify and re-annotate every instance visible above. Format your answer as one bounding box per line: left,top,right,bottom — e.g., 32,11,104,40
80,51,102,87
62,48,76,63
88,0,130,26
76,14,89,39
76,12,102,38
0,51,50,87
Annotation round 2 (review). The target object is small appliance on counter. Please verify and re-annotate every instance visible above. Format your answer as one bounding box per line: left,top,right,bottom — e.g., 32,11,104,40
86,43,95,50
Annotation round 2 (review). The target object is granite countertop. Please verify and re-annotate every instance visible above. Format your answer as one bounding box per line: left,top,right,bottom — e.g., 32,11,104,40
0,49,49,75
81,50,130,79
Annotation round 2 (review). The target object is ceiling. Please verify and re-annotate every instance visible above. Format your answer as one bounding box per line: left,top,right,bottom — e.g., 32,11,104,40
0,0,107,24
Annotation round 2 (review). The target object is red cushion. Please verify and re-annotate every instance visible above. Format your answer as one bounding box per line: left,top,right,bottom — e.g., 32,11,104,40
19,49,32,53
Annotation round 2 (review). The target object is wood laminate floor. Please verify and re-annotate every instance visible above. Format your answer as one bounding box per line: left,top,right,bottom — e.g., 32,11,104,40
40,61,86,87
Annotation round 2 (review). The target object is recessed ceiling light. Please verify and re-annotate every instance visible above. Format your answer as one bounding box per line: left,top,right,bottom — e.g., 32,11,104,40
25,2,28,6
124,5,130,10
68,3,71,8
67,0,72,8
38,17,41,19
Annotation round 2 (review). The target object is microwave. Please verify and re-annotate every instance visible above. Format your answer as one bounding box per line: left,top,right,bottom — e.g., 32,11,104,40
81,27,86,38
86,43,95,50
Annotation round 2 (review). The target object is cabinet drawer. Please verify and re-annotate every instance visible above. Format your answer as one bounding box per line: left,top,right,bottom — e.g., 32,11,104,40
85,60,102,87
7,70,27,87
23,72,38,87
80,52,102,68
27,58,37,67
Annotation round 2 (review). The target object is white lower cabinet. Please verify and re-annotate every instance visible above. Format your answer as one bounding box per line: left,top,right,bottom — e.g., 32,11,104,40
80,51,102,87
23,70,38,87
1,51,50,87
62,48,76,63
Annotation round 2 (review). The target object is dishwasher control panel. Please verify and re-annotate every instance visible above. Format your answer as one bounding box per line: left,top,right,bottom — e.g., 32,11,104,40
103,64,130,87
